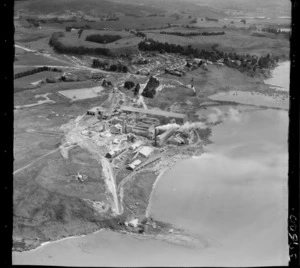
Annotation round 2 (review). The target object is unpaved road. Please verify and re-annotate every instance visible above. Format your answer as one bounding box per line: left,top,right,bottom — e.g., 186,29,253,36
61,115,121,215
13,147,61,175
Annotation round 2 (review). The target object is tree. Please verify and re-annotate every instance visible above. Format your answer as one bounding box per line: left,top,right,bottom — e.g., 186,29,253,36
134,83,140,95
78,28,84,39
124,81,135,89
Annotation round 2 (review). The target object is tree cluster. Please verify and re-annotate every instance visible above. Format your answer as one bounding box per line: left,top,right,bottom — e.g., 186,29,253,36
49,32,111,56
141,76,159,98
85,34,122,44
14,66,62,80
135,31,147,38
133,83,140,96
159,31,225,37
91,59,128,73
205,17,219,22
124,81,135,89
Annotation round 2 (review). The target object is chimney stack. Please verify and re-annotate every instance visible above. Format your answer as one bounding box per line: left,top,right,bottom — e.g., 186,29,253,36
154,128,157,146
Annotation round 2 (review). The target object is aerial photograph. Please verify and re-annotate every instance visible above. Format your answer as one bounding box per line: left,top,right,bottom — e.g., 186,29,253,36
13,0,290,266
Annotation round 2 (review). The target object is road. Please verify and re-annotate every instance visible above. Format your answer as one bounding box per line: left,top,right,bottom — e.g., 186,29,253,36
116,151,165,214
13,147,61,175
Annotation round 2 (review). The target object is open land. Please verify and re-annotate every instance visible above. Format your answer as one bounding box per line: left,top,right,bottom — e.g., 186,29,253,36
13,0,290,253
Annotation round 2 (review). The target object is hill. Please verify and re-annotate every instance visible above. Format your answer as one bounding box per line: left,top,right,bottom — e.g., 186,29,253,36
15,0,161,16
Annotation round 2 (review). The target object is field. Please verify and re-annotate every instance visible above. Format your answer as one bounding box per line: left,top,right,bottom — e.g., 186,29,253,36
58,86,105,101
15,52,71,66
59,29,140,50
14,71,60,87
145,27,289,57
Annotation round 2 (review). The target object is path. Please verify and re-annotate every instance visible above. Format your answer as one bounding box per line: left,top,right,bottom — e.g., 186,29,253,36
13,147,61,175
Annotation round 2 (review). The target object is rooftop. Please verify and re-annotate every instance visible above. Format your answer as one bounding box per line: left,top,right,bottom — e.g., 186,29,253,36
120,106,187,119
88,106,107,113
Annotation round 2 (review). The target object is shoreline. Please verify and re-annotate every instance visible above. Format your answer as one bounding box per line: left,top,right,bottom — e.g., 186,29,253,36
13,229,104,254
263,60,290,91
145,166,170,218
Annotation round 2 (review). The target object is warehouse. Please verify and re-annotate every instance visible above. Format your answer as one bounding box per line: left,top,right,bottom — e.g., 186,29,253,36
120,106,187,124
130,140,144,150
127,159,142,171
87,106,107,116
138,146,154,158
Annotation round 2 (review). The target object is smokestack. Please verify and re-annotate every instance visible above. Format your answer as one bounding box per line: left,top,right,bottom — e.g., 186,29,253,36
154,128,157,146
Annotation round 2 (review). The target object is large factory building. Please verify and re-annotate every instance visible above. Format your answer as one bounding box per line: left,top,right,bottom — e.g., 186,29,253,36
120,106,187,124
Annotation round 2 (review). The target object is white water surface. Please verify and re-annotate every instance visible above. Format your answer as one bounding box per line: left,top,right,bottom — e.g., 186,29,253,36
264,61,290,91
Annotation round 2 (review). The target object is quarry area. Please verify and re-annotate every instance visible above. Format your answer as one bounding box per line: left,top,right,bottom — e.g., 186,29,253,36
13,0,290,252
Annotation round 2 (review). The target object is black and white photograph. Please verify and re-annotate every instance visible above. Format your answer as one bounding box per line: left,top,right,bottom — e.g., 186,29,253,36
12,0,294,266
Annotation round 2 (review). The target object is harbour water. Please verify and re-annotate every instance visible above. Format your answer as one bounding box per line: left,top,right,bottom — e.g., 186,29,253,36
264,61,290,91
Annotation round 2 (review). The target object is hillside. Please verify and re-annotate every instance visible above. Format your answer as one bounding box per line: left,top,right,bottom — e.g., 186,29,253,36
14,0,162,16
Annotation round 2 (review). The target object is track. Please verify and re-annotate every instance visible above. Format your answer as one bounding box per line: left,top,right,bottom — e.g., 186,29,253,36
13,147,61,175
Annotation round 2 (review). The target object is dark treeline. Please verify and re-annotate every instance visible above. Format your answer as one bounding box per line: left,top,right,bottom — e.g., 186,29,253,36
261,27,291,39
49,32,111,56
135,31,147,38
14,66,62,80
85,34,122,44
138,39,279,71
159,31,225,37
92,59,128,73
142,76,159,98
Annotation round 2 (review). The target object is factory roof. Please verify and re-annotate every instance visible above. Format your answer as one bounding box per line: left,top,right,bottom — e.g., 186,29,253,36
120,106,187,119
127,159,142,170
138,146,154,157
88,106,107,113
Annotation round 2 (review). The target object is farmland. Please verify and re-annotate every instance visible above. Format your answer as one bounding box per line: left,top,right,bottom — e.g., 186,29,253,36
145,27,289,57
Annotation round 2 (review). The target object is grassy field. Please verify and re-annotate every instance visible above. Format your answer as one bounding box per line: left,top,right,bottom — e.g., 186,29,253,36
146,27,289,57
123,170,158,217
15,0,161,16
59,29,140,50
14,71,60,87
15,52,71,66
13,77,120,251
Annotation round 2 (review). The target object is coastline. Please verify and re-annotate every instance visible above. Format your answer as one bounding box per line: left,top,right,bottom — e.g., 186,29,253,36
13,229,104,254
264,60,290,91
145,166,170,218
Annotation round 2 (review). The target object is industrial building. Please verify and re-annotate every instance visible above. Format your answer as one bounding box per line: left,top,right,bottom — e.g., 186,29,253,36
127,159,142,171
130,140,144,150
87,106,107,116
120,106,187,124
105,147,125,158
137,146,154,158
156,128,176,144
109,124,123,134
